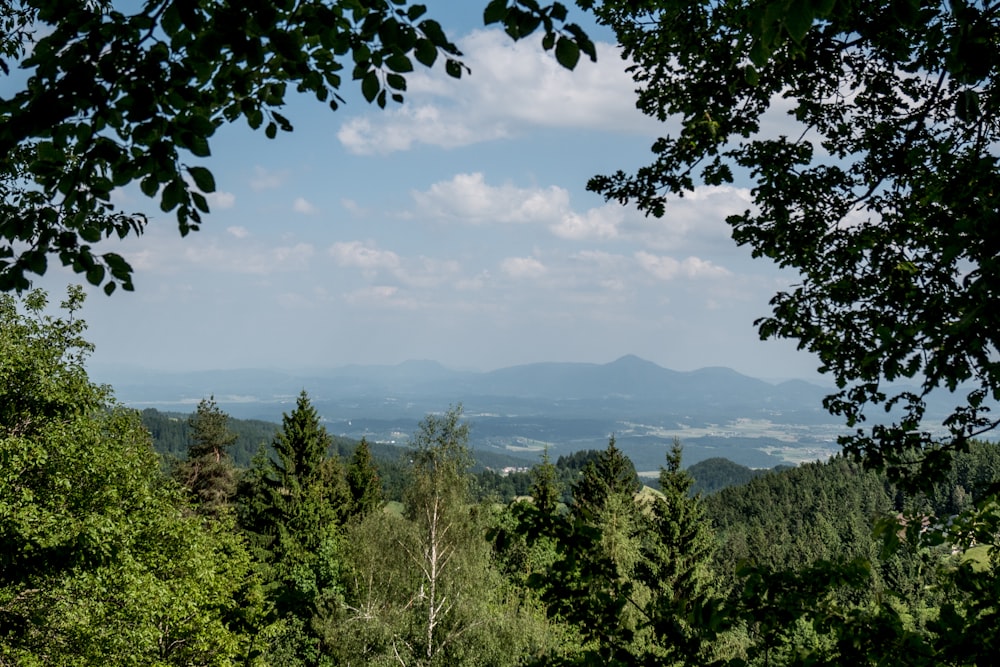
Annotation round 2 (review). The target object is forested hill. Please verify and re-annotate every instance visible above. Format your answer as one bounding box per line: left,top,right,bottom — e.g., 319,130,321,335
704,440,1000,577
139,407,536,494
686,456,789,495
140,408,284,468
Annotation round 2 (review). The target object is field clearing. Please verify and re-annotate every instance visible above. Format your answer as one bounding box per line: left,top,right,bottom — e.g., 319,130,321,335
619,418,845,444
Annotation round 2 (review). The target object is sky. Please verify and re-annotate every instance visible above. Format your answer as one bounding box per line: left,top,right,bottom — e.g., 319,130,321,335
26,4,825,382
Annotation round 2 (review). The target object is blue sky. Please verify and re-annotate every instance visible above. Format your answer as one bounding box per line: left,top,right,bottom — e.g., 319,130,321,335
28,5,823,381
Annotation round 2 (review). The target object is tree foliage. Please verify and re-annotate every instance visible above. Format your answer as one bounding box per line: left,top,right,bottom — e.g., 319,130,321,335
571,435,640,522
346,437,384,520
589,0,1000,491
236,390,351,663
0,0,594,293
0,288,259,664
174,395,240,517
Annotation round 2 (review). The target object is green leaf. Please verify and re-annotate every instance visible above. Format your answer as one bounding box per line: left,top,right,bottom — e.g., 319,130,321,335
418,19,447,46
104,252,133,281
191,191,210,213
956,89,980,121
385,53,413,73
265,121,277,139
361,71,380,102
187,166,215,193
414,38,437,67
272,112,293,131
36,141,63,163
246,108,264,130
785,0,816,43
140,176,159,198
161,180,183,212
555,36,580,69
483,0,508,25
445,59,463,78
386,73,406,91
187,134,211,157
25,251,47,276
161,4,181,36
86,264,105,286
749,39,771,67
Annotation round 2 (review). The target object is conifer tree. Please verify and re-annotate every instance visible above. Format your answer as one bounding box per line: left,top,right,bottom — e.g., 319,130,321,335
174,396,238,517
522,436,646,663
346,437,383,519
572,435,641,522
237,390,350,663
530,447,562,515
635,438,716,663
244,390,349,563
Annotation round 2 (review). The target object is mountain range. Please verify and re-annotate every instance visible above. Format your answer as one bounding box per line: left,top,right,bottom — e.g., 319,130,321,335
96,354,833,419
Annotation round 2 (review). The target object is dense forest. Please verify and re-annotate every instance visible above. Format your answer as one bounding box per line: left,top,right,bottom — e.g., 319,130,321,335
4,290,1000,666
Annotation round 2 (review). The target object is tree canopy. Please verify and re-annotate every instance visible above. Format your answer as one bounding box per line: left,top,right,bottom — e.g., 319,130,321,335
0,287,259,664
0,0,593,293
588,0,1000,490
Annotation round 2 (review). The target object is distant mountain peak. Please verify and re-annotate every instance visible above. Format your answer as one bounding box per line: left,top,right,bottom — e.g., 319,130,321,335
608,354,659,367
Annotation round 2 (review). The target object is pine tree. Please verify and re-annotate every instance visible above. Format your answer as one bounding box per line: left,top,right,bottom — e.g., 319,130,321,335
346,437,383,519
532,436,645,664
188,395,238,460
245,391,350,560
174,396,238,517
530,447,562,515
237,390,350,662
572,435,641,522
635,438,716,663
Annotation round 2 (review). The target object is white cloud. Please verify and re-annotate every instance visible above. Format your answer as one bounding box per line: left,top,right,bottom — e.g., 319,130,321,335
501,256,547,279
412,172,569,224
337,29,660,155
226,226,249,239
328,240,461,288
329,241,402,273
456,270,491,291
273,243,315,265
181,241,315,275
343,285,419,310
340,198,366,215
206,190,236,209
552,205,623,240
635,251,731,281
338,105,508,153
250,166,288,190
293,197,318,215
408,175,751,256
620,186,752,252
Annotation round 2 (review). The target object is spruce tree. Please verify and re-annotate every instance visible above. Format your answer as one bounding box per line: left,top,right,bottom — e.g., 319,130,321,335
530,447,562,515
237,390,350,662
346,437,383,519
636,438,716,663
244,390,349,562
572,435,641,522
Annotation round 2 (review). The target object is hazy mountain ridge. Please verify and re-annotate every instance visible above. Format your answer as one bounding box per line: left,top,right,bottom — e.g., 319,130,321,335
97,354,830,415
98,356,851,471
